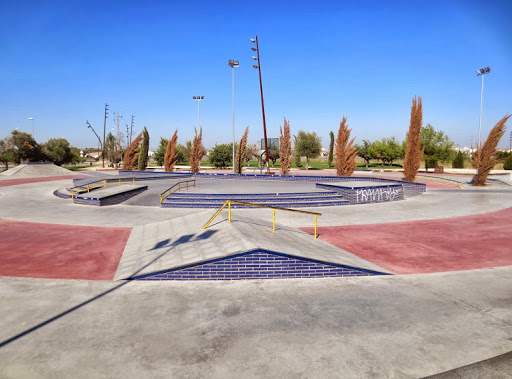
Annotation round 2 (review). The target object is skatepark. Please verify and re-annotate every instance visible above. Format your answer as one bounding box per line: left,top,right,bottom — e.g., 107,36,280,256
1,163,511,378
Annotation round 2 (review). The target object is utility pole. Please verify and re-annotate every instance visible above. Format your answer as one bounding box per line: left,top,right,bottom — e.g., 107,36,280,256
103,103,109,168
115,112,123,149
130,115,135,145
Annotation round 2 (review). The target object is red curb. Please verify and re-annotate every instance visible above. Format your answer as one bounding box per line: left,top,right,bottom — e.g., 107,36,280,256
0,219,131,280
0,175,90,187
302,207,512,274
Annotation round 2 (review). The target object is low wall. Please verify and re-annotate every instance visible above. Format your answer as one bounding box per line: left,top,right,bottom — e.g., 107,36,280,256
316,183,404,204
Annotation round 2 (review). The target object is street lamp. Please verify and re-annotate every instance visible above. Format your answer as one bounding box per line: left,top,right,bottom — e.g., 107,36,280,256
251,35,270,173
86,120,103,162
476,67,490,145
28,117,34,138
228,60,239,174
192,96,205,130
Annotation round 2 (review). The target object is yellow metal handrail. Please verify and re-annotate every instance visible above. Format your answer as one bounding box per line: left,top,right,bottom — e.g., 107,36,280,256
70,177,136,198
202,200,321,239
159,179,196,203
416,175,463,189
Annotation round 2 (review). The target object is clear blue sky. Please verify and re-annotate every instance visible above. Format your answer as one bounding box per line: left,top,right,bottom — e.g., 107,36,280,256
1,0,511,150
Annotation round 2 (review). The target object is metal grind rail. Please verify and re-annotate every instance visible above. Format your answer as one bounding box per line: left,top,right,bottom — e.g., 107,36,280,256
159,179,196,203
70,177,137,198
415,175,464,189
202,200,321,239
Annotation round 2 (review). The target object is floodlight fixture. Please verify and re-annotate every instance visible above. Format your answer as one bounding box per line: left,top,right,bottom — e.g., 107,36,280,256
476,66,491,145
253,64,259,68
251,47,257,51
250,38,256,42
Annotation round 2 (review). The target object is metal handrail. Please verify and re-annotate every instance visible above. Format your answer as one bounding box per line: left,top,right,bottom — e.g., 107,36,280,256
159,179,196,203
202,200,321,239
70,177,136,198
415,175,464,189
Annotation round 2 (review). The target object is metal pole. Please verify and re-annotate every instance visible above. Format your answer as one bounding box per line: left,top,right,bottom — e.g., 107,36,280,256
478,74,484,146
197,99,200,130
255,36,270,173
103,103,108,168
232,65,236,174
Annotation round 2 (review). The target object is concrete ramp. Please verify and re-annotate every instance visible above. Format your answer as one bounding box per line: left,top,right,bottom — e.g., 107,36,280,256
114,212,390,280
1,163,76,178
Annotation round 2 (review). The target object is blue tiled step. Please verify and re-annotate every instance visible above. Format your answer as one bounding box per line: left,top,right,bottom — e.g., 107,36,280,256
164,195,344,203
169,191,338,198
161,199,349,208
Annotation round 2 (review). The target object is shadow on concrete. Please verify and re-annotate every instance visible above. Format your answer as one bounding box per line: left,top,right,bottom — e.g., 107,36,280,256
0,230,218,349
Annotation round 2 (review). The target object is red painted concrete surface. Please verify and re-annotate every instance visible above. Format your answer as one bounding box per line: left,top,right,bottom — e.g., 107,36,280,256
302,207,512,274
0,175,89,187
0,219,131,280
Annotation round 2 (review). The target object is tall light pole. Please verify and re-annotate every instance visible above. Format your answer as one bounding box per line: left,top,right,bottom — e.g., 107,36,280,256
103,103,109,168
28,117,35,138
229,60,239,174
476,67,490,146
86,121,103,161
193,96,205,130
251,35,270,173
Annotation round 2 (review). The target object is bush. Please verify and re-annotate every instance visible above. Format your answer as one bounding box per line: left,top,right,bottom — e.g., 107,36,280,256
504,154,512,170
452,150,465,168
209,143,233,169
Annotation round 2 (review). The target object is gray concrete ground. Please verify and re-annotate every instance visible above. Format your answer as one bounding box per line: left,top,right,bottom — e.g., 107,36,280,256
1,268,511,378
1,171,512,377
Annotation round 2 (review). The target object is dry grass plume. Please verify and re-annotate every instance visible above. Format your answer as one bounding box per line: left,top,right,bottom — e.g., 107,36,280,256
335,116,358,176
122,132,143,170
404,96,424,182
164,130,179,172
279,118,292,175
235,126,249,174
190,127,203,173
472,114,510,186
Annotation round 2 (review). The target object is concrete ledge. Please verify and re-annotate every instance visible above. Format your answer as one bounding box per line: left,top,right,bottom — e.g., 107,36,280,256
73,185,147,206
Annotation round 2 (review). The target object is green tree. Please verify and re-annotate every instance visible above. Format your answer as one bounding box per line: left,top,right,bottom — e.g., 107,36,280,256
6,129,46,163
294,131,321,170
245,144,258,166
265,149,279,167
105,132,123,166
328,131,334,168
42,138,75,166
503,154,512,170
0,139,16,170
138,126,149,170
382,137,402,166
209,143,233,168
175,144,186,163
356,140,374,168
420,124,454,171
369,138,401,167
452,150,465,168
154,137,168,166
